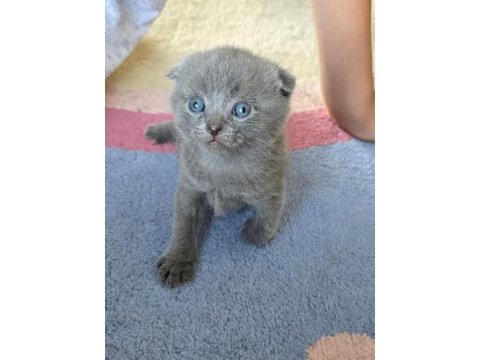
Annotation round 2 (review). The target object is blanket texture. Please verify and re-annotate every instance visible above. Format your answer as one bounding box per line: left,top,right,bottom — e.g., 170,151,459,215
106,141,374,359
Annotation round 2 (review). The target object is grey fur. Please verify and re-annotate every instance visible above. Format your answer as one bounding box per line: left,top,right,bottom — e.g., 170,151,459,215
145,121,176,144
145,47,295,287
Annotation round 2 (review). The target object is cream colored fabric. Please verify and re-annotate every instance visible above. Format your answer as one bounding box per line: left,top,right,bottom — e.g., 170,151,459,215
106,0,321,91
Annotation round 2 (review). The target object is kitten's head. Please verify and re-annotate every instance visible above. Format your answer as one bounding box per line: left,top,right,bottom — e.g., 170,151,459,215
168,47,295,153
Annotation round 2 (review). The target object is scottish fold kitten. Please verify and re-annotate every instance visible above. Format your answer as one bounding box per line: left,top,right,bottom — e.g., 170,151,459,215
146,47,295,287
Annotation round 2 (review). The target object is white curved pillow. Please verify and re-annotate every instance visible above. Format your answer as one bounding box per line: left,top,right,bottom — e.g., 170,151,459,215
105,0,166,77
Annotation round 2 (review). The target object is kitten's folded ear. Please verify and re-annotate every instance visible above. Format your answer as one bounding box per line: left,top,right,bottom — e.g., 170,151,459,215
166,65,179,80
167,59,186,80
277,67,296,97
167,59,188,80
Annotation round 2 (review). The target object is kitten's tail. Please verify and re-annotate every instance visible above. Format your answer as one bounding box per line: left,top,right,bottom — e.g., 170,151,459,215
145,121,176,144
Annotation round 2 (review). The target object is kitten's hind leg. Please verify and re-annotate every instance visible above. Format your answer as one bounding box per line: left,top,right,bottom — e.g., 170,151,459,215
156,183,213,287
145,121,176,144
242,193,284,247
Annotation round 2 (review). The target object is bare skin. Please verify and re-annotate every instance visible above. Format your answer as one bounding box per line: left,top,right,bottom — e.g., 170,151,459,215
311,0,375,142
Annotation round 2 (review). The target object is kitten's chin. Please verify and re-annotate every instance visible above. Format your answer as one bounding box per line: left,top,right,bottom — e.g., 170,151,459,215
192,135,244,154
204,139,244,155
206,140,228,152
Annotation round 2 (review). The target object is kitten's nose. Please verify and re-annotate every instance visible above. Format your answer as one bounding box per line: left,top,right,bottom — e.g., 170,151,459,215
207,125,223,136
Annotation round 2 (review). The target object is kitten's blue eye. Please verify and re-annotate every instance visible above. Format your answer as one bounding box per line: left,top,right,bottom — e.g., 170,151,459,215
232,102,251,118
189,98,205,113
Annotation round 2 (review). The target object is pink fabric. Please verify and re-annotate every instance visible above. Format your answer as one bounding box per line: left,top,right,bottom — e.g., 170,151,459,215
106,108,175,153
286,108,351,149
105,107,351,153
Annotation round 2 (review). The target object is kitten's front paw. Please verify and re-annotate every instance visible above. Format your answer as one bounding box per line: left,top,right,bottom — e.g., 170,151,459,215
145,124,161,142
156,253,195,287
242,218,274,247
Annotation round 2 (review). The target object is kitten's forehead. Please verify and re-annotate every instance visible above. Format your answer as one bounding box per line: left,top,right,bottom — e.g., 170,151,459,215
180,48,278,96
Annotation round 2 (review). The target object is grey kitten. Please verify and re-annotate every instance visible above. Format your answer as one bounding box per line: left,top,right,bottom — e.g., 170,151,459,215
145,47,295,287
